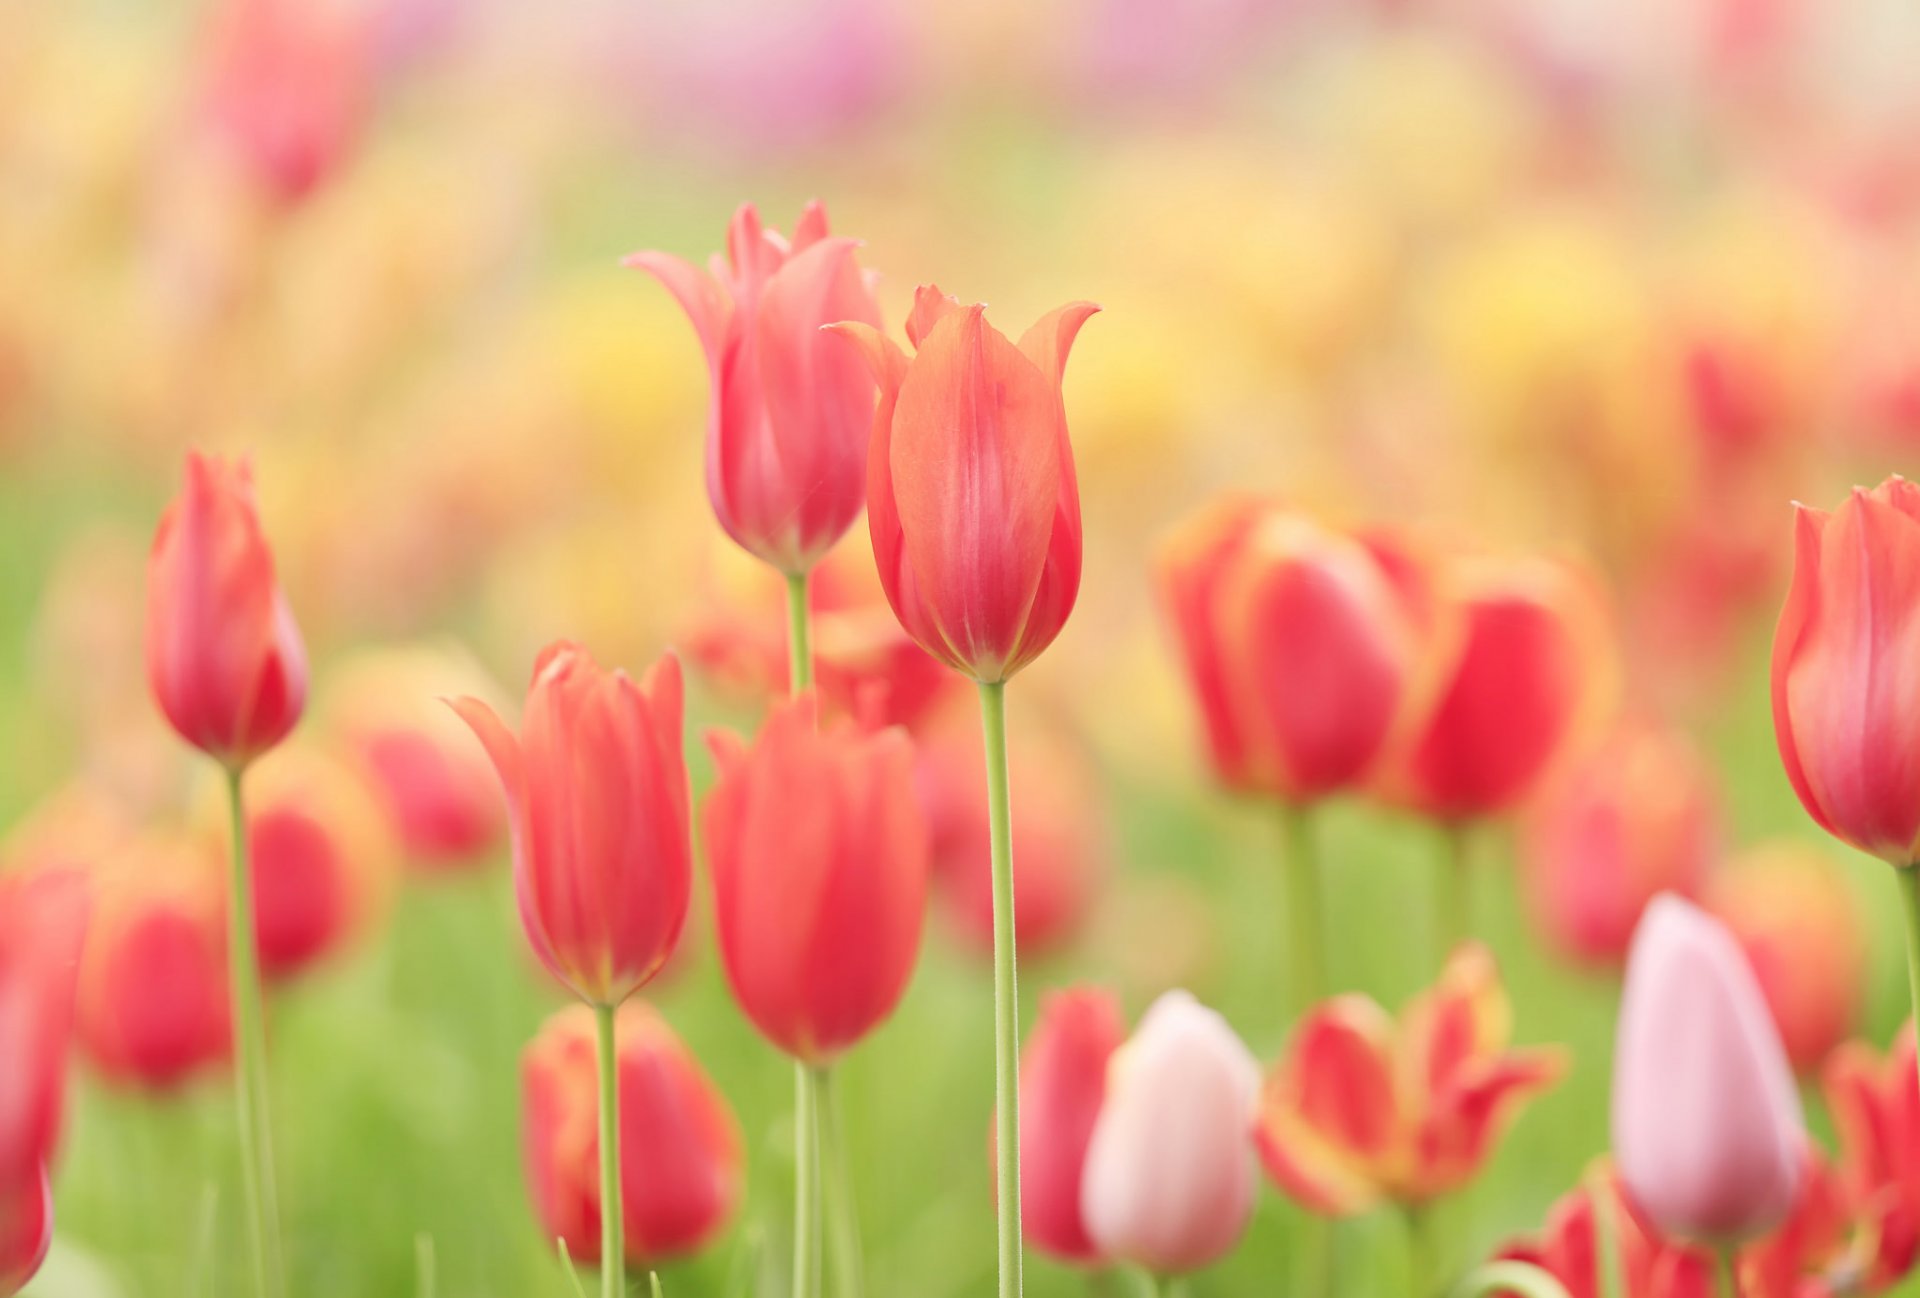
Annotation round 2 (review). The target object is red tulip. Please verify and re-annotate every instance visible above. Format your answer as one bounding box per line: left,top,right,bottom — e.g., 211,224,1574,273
522,1003,744,1266
0,1170,52,1298
626,202,882,575
1823,1024,1920,1291
1520,722,1722,968
827,286,1097,683
1773,477,1920,865
1157,498,1419,801
703,693,929,1063
1008,986,1126,1264
1497,1170,1710,1298
0,869,89,1197
1258,943,1566,1215
77,842,232,1090
146,452,307,770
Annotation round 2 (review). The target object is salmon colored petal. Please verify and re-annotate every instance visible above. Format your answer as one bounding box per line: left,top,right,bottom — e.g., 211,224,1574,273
1016,301,1102,388
791,199,830,250
905,284,964,350
622,251,729,367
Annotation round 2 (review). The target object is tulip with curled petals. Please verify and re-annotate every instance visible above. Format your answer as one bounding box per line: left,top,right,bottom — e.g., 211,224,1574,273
1258,943,1566,1217
1496,1168,1710,1298
1821,1024,1920,1293
1613,895,1805,1245
626,202,882,578
451,642,692,1009
523,1003,743,1267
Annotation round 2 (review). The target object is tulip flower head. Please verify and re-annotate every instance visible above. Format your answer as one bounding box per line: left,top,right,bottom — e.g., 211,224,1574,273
0,1168,52,1298
827,286,1098,684
1007,986,1126,1264
451,642,692,1008
1613,895,1805,1244
1773,477,1920,865
626,202,883,576
702,693,929,1064
1822,1024,1920,1291
0,869,89,1212
146,452,308,770
1079,990,1261,1274
523,1003,744,1265
1498,1169,1708,1298
1258,943,1566,1215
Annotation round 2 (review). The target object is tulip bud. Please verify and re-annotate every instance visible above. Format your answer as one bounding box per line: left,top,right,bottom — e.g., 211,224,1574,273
1010,986,1126,1264
146,452,307,770
1772,477,1920,865
522,1003,744,1266
1080,991,1260,1274
626,202,883,576
703,694,929,1063
828,287,1097,684
1520,723,1722,968
451,643,692,1007
1613,895,1805,1243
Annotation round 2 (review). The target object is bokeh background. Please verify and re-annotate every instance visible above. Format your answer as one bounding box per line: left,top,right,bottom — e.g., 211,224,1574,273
8,0,1920,1293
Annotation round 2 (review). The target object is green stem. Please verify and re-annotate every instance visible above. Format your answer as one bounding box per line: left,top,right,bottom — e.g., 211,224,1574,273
1439,824,1472,956
1160,1279,1190,1298
794,1063,821,1298
224,765,285,1298
1897,870,1920,1051
1405,1202,1436,1298
978,680,1022,1298
1282,803,1326,1010
1448,1261,1573,1298
786,571,814,693
1588,1172,1624,1298
815,1066,865,1298
1714,1247,1739,1298
594,1003,624,1298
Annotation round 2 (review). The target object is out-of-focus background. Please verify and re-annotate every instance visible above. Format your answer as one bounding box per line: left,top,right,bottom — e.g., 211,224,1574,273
7,0,1920,1293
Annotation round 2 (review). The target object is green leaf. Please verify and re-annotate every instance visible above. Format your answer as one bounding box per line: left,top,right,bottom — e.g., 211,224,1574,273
1449,1260,1574,1298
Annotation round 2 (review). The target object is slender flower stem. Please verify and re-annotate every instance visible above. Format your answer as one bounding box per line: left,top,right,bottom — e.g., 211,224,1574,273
1160,1279,1190,1298
1404,1202,1436,1298
794,1063,821,1298
1282,804,1326,1010
1588,1171,1624,1298
594,1003,625,1298
815,1067,865,1298
1714,1246,1739,1298
1897,869,1920,1047
224,765,286,1298
786,572,814,693
978,679,1022,1298
1439,824,1473,956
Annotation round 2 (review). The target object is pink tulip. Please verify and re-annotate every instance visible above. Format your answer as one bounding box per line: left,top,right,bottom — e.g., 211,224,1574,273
1079,991,1260,1274
1012,987,1126,1265
1613,895,1805,1243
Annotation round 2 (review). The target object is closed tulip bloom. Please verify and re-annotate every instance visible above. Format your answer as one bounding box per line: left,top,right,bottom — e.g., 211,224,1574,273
146,452,307,770
1011,986,1126,1264
1157,498,1418,801
523,1003,744,1265
0,1170,51,1298
1613,895,1805,1243
626,202,882,575
452,643,692,1007
703,694,929,1063
0,869,90,1198
828,286,1098,683
1080,991,1260,1274
1773,478,1920,865
1258,944,1566,1215
1520,723,1722,968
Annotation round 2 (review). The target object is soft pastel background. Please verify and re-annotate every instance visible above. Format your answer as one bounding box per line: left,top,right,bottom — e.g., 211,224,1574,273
8,0,1920,1293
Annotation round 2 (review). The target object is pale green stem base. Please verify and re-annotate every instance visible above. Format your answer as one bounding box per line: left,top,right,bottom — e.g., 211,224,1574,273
979,680,1022,1298
816,1067,864,1298
1439,825,1473,956
1898,869,1920,1048
1405,1202,1437,1298
1589,1170,1625,1298
1282,804,1326,1010
794,1063,821,1298
595,1004,624,1298
1714,1246,1739,1298
786,572,814,693
225,765,286,1298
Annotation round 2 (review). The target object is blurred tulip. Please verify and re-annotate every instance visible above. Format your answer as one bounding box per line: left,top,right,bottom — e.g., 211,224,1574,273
1497,1168,1709,1298
0,869,90,1224
828,286,1097,684
1706,843,1866,1074
326,646,507,870
1822,1024,1920,1292
702,694,928,1063
146,453,307,771
0,1170,51,1298
451,643,691,1007
1079,990,1260,1274
523,1003,744,1266
1259,943,1566,1215
1773,478,1920,866
1520,723,1722,968
1613,895,1804,1243
1006,986,1125,1265
1157,498,1418,801
625,202,881,577
78,843,232,1090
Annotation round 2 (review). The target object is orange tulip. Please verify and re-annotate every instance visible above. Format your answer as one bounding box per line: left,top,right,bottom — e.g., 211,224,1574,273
1157,498,1419,801
146,452,307,771
1257,944,1566,1215
703,693,929,1063
451,643,692,1007
827,286,1097,683
627,202,882,576
522,1003,744,1266
1773,477,1920,865
1520,722,1722,968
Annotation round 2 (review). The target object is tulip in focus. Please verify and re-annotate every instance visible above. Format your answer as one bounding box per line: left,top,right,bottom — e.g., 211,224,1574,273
626,202,883,576
1613,895,1805,1243
1258,943,1567,1215
1005,986,1126,1264
703,693,929,1063
1078,990,1259,1274
523,1003,744,1265
146,452,308,771
1520,722,1722,969
452,642,692,1007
